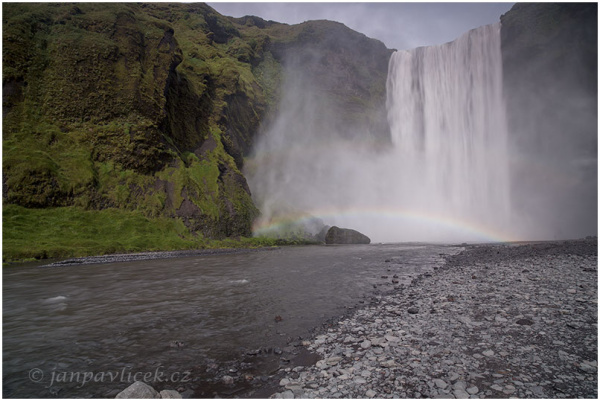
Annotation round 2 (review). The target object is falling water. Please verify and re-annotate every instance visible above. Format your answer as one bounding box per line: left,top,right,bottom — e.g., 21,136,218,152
248,23,514,242
385,22,511,238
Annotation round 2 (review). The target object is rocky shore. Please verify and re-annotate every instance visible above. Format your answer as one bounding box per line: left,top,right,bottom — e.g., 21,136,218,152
269,239,598,399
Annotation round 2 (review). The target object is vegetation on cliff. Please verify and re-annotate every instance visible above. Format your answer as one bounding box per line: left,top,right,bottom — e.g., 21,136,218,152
2,3,391,261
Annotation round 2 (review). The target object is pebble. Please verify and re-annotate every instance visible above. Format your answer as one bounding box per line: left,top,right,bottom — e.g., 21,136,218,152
270,239,598,399
466,386,479,395
433,379,448,389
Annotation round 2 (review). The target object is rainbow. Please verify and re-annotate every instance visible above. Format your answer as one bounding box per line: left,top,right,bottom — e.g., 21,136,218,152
252,207,520,243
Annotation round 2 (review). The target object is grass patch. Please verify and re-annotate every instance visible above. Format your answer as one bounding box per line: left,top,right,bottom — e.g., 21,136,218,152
2,204,201,262
2,205,316,264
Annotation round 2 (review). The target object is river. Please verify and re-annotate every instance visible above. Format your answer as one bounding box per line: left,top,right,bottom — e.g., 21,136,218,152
3,243,461,398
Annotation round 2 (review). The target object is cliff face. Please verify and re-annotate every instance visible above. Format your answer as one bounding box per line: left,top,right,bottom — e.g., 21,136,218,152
2,3,392,243
501,3,598,238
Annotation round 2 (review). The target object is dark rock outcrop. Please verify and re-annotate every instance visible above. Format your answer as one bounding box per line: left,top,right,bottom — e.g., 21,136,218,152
325,226,371,245
501,3,598,239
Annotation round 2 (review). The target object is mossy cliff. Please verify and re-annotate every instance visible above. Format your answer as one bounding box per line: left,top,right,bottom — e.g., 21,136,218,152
2,3,392,260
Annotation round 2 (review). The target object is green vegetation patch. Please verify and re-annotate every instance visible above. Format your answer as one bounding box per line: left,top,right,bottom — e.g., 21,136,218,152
2,204,201,262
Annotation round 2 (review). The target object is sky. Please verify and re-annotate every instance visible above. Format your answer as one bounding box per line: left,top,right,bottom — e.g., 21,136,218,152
207,2,515,50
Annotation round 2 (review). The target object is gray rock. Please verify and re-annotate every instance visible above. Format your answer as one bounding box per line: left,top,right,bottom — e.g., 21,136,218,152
453,381,467,390
408,307,419,314
454,389,470,399
433,379,448,389
466,386,479,395
482,350,495,357
115,381,159,399
384,334,400,343
281,390,295,399
448,372,460,382
578,363,597,373
159,390,182,399
222,375,234,385
325,226,370,244
361,340,372,349
326,356,342,365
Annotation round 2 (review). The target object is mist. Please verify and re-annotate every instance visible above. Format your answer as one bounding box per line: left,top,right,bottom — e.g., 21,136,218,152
246,13,597,243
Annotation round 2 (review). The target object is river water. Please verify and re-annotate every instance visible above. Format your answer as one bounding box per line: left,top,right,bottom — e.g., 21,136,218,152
3,243,460,398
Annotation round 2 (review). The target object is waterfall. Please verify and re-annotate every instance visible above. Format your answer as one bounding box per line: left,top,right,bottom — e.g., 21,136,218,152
386,22,511,236
248,22,514,242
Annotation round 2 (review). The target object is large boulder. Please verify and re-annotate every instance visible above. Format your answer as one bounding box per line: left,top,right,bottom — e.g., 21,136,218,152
325,226,371,244
115,381,159,399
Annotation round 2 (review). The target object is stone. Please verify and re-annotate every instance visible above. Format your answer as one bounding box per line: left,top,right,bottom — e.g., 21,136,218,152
454,389,470,399
453,381,466,390
380,360,396,368
159,390,182,399
482,350,495,357
433,379,448,389
503,385,516,394
280,378,291,386
281,390,295,399
466,386,479,395
361,340,372,349
327,356,343,365
324,226,371,244
384,334,400,343
222,375,234,385
366,389,377,398
448,372,460,382
407,307,419,314
578,363,597,373
115,381,159,399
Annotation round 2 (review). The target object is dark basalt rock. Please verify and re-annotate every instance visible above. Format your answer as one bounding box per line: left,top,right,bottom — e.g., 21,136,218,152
324,226,370,245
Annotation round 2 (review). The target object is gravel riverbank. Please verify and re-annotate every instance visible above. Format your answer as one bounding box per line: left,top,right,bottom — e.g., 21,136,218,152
270,239,598,399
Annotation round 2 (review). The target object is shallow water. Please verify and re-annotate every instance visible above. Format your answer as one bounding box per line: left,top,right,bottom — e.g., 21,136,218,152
3,243,459,398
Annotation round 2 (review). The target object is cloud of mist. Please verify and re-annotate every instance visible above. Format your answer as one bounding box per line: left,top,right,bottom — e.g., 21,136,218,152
246,24,518,243
505,63,598,241
246,13,598,243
